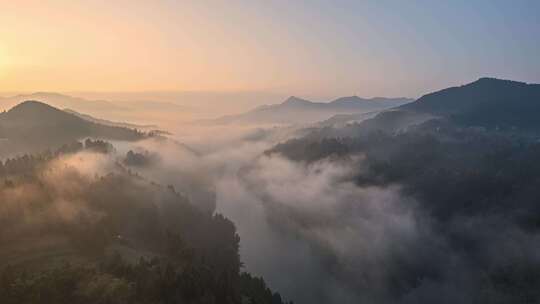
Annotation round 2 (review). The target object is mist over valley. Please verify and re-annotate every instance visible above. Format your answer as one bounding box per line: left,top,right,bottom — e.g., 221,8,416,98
1,78,540,303
2,2,540,303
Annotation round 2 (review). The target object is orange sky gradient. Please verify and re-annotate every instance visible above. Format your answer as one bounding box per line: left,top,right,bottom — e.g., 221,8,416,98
0,1,346,95
1,1,539,98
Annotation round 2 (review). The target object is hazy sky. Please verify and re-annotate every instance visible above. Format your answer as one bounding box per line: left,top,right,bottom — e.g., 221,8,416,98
1,0,539,98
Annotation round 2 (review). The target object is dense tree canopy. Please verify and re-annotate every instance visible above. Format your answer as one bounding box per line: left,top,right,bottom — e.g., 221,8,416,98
269,120,540,303
0,141,291,304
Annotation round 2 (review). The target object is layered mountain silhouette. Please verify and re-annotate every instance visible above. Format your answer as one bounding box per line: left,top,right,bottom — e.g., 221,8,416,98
353,78,540,133
206,95,412,125
0,92,189,124
0,101,144,155
400,77,540,129
0,92,126,113
64,108,157,130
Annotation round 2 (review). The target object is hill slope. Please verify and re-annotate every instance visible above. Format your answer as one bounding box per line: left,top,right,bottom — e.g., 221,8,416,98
0,100,143,155
0,92,125,113
207,95,412,125
0,145,290,304
64,108,157,130
0,92,191,127
401,77,540,129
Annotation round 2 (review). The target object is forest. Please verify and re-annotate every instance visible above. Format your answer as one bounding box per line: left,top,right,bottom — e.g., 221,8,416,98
0,139,291,304
267,117,540,302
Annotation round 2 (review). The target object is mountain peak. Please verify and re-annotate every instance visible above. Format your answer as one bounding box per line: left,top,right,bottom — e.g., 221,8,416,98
3,100,81,123
468,77,527,88
330,96,363,104
0,100,143,153
9,100,58,113
400,77,540,128
282,96,312,106
30,92,68,97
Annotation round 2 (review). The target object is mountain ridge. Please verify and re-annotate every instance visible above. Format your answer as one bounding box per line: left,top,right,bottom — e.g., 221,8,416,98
63,108,158,130
205,95,412,125
344,77,540,134
0,100,144,156
399,77,540,129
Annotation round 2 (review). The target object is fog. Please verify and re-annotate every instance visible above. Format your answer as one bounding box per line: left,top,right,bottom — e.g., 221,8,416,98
0,152,121,250
3,95,540,303
105,113,540,303
217,155,421,303
102,121,421,303
0,91,290,126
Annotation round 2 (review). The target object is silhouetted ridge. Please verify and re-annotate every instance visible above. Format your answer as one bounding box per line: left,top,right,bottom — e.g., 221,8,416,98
0,100,143,155
282,96,313,106
400,77,540,129
206,95,412,125
330,96,362,105
10,99,56,110
8,100,56,113
4,100,83,123
471,77,527,87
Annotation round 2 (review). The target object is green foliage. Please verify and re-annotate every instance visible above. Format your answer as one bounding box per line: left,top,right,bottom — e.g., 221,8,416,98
240,273,293,304
0,254,292,304
0,143,289,304
271,121,540,302
0,100,144,155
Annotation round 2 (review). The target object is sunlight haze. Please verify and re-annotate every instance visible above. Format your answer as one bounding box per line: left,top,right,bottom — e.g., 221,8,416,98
2,2,540,304
1,0,539,98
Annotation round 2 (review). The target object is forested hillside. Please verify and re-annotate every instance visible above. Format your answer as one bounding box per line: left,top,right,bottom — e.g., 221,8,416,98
0,101,144,156
267,114,540,302
0,140,291,304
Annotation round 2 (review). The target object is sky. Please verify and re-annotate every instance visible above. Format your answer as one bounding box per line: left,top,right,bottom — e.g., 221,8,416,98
0,0,539,98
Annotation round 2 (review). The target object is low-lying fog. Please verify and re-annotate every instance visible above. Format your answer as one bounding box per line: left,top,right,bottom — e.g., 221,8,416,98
6,90,536,304
103,111,408,303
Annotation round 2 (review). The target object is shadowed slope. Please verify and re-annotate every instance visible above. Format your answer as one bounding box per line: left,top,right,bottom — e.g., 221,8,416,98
0,101,143,155
401,78,540,129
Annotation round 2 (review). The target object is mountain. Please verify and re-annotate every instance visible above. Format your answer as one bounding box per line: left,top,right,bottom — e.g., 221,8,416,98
64,108,157,130
0,100,144,155
341,77,540,135
121,99,189,112
0,92,190,127
0,143,289,304
206,95,412,125
264,79,540,303
401,77,540,129
318,110,381,128
0,92,126,113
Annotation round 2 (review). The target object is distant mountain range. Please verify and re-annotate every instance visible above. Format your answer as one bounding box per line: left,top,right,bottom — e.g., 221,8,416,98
0,92,189,124
205,96,412,125
0,92,126,113
63,108,157,130
0,101,144,156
